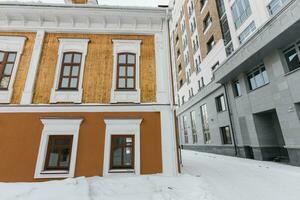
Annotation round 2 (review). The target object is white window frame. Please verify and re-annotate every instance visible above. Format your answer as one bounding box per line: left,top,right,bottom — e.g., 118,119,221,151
103,118,142,176
0,36,26,103
34,118,83,179
50,38,89,103
110,40,142,103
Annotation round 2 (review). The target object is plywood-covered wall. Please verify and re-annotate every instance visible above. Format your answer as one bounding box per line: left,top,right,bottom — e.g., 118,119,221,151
0,32,36,104
33,33,156,104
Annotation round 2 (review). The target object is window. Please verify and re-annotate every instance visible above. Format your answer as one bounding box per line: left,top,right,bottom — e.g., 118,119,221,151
116,53,136,90
207,36,215,54
200,0,208,11
231,0,252,29
283,42,300,72
0,36,26,103
247,65,269,91
44,135,73,171
183,116,188,144
50,38,89,103
58,52,82,90
232,80,242,97
34,118,82,179
215,94,226,112
0,51,17,90
182,95,185,105
178,63,182,72
110,135,134,170
103,119,142,175
220,126,232,144
238,21,256,44
179,79,184,88
267,0,291,16
211,62,219,71
111,40,141,103
190,111,198,144
203,13,212,32
200,104,210,144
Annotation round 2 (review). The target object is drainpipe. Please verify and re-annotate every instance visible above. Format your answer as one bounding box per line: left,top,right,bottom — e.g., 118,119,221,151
223,83,238,156
166,9,183,171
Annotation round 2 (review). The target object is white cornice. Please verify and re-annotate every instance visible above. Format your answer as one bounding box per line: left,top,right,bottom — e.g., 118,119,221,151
0,4,169,33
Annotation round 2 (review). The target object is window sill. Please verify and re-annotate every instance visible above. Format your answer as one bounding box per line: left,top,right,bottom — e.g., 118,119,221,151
284,66,300,76
0,89,13,103
217,110,227,113
109,169,135,173
50,88,83,103
41,170,69,174
110,88,140,103
248,82,270,93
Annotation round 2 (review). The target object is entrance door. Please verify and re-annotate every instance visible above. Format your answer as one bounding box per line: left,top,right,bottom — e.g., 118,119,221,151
110,135,134,170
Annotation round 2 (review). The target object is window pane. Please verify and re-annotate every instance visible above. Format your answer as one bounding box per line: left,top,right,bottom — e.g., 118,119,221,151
64,53,72,63
70,78,78,88
118,78,126,88
284,48,300,71
249,75,256,90
72,66,79,76
127,66,134,77
63,66,71,76
59,148,70,167
48,152,59,167
112,148,122,166
119,66,126,76
0,77,10,88
4,64,14,75
7,53,16,62
127,54,135,64
61,78,69,88
254,70,264,87
0,52,4,62
118,54,126,64
123,147,132,166
127,78,134,88
262,68,269,84
73,53,82,64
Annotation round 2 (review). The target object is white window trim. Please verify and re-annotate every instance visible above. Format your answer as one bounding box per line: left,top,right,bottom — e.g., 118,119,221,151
34,118,83,179
110,39,142,103
50,38,89,103
0,36,26,103
103,118,142,176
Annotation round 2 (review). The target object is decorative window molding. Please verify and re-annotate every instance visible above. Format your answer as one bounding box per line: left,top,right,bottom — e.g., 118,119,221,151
103,118,142,176
50,38,89,103
0,36,26,103
111,40,142,103
34,118,83,179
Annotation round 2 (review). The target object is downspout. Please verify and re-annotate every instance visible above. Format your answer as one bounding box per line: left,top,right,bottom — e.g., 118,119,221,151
166,9,182,172
223,83,238,156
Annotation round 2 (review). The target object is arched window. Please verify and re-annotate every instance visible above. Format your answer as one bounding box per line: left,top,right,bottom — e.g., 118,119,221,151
58,52,82,90
116,53,136,90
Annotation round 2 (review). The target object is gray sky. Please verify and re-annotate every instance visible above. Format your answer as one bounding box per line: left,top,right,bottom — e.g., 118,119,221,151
0,0,169,6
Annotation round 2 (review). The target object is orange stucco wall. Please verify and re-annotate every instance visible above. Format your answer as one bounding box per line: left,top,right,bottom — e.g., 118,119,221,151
0,112,162,182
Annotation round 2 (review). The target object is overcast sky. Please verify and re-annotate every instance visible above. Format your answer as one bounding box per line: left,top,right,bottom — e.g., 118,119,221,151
0,0,169,6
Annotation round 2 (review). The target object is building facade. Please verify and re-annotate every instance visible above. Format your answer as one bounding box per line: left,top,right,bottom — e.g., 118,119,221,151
0,1,179,182
170,0,300,165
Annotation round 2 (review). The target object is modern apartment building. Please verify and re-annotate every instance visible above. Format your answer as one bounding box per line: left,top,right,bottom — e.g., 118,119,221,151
170,0,300,165
0,0,179,182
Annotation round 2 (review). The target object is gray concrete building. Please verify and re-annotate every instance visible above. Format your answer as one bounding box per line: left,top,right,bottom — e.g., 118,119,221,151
176,0,300,166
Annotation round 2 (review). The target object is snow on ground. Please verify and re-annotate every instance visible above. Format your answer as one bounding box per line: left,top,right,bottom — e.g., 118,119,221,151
182,150,300,200
1,150,300,200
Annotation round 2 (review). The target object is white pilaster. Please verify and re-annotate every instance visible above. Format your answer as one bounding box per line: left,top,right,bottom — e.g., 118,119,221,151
155,26,170,104
160,109,178,176
21,30,45,104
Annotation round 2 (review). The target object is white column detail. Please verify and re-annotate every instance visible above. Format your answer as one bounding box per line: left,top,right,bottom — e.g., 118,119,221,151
155,31,170,104
21,30,45,104
160,109,178,176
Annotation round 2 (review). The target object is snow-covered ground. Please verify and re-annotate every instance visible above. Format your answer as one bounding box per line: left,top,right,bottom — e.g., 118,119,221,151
1,150,300,200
